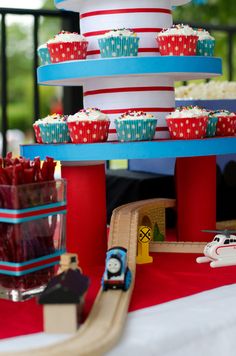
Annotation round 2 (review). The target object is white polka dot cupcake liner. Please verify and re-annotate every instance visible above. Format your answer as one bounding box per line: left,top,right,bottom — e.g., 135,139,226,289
166,117,208,140
215,116,236,137
206,116,218,137
38,123,71,143
37,47,51,65
98,36,139,58
67,120,110,143
157,35,198,56
33,124,43,143
197,39,215,56
114,118,157,142
47,41,88,63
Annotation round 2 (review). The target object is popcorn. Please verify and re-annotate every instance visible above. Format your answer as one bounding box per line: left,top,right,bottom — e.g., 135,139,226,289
175,81,236,100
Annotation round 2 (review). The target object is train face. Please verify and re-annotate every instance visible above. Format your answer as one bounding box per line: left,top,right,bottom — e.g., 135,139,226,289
102,247,132,291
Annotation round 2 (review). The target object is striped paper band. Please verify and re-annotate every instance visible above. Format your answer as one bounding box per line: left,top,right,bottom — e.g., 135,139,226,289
80,8,172,19
83,28,163,37
84,86,174,96
0,201,67,223
0,249,66,276
102,108,174,114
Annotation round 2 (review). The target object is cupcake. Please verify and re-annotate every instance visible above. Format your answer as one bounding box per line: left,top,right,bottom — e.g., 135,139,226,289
157,24,198,56
33,120,43,143
37,114,71,143
98,29,140,58
114,111,157,142
166,106,208,139
206,111,218,137
67,108,110,143
47,31,88,63
37,43,51,65
209,110,236,137
196,29,215,56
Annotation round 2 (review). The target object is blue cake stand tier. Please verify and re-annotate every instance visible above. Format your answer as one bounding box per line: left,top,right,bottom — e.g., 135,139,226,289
38,56,222,86
21,137,236,162
54,0,191,12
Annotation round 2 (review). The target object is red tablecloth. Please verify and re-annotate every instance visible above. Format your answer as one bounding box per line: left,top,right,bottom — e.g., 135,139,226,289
1,252,236,340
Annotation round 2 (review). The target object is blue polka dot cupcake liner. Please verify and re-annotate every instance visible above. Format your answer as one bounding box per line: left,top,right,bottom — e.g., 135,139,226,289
197,39,215,56
206,116,218,137
37,47,51,65
98,36,139,58
38,123,71,143
114,118,157,142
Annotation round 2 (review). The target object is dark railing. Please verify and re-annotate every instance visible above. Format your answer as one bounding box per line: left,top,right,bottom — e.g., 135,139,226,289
0,7,235,156
0,7,82,156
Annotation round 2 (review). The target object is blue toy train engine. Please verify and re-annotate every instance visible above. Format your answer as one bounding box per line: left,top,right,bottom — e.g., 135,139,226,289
102,246,132,291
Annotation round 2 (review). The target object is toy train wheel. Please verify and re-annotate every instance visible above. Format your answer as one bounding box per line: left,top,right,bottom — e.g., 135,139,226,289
123,268,132,291
101,276,108,291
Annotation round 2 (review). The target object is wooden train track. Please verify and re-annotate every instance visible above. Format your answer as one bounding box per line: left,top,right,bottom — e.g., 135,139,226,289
2,199,173,356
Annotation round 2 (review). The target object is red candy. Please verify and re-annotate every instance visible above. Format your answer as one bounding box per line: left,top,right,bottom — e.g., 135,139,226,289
0,155,58,291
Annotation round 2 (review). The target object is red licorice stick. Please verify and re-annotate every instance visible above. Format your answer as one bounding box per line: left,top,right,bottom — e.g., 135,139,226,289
33,157,43,182
4,166,13,185
23,168,35,184
12,164,23,185
4,152,13,167
41,157,56,181
0,167,11,185
0,151,58,293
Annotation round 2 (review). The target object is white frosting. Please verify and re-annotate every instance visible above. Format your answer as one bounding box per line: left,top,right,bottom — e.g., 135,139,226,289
37,114,66,124
67,109,109,122
101,29,137,38
210,111,235,117
47,32,87,44
118,111,155,120
166,107,208,119
38,43,47,50
196,29,214,41
159,25,197,37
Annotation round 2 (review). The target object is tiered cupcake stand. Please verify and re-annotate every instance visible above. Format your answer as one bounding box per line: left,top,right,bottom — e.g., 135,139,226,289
21,0,235,274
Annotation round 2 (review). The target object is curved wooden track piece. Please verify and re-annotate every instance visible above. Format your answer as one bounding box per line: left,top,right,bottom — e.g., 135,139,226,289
2,199,174,356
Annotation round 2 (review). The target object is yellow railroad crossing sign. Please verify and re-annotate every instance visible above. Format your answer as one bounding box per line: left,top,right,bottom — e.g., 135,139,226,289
138,226,152,243
136,225,153,264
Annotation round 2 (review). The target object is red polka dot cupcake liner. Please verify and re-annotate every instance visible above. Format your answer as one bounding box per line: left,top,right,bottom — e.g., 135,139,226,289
47,41,88,63
68,120,110,143
33,124,42,143
216,116,236,137
157,35,198,56
166,117,208,139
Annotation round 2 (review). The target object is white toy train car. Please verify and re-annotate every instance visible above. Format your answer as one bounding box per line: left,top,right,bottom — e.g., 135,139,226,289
196,230,236,268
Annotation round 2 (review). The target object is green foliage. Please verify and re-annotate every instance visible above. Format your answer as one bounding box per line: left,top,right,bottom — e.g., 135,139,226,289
7,102,33,132
173,0,235,25
153,223,164,242
173,1,236,81
0,2,61,133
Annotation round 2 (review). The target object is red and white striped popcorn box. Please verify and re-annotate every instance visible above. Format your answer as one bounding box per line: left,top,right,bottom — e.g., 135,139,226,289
68,120,110,143
157,35,198,56
33,124,43,143
166,116,208,139
216,116,236,137
47,41,88,63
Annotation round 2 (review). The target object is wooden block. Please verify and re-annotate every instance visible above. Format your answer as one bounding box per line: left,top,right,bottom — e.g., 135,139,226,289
43,304,79,334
